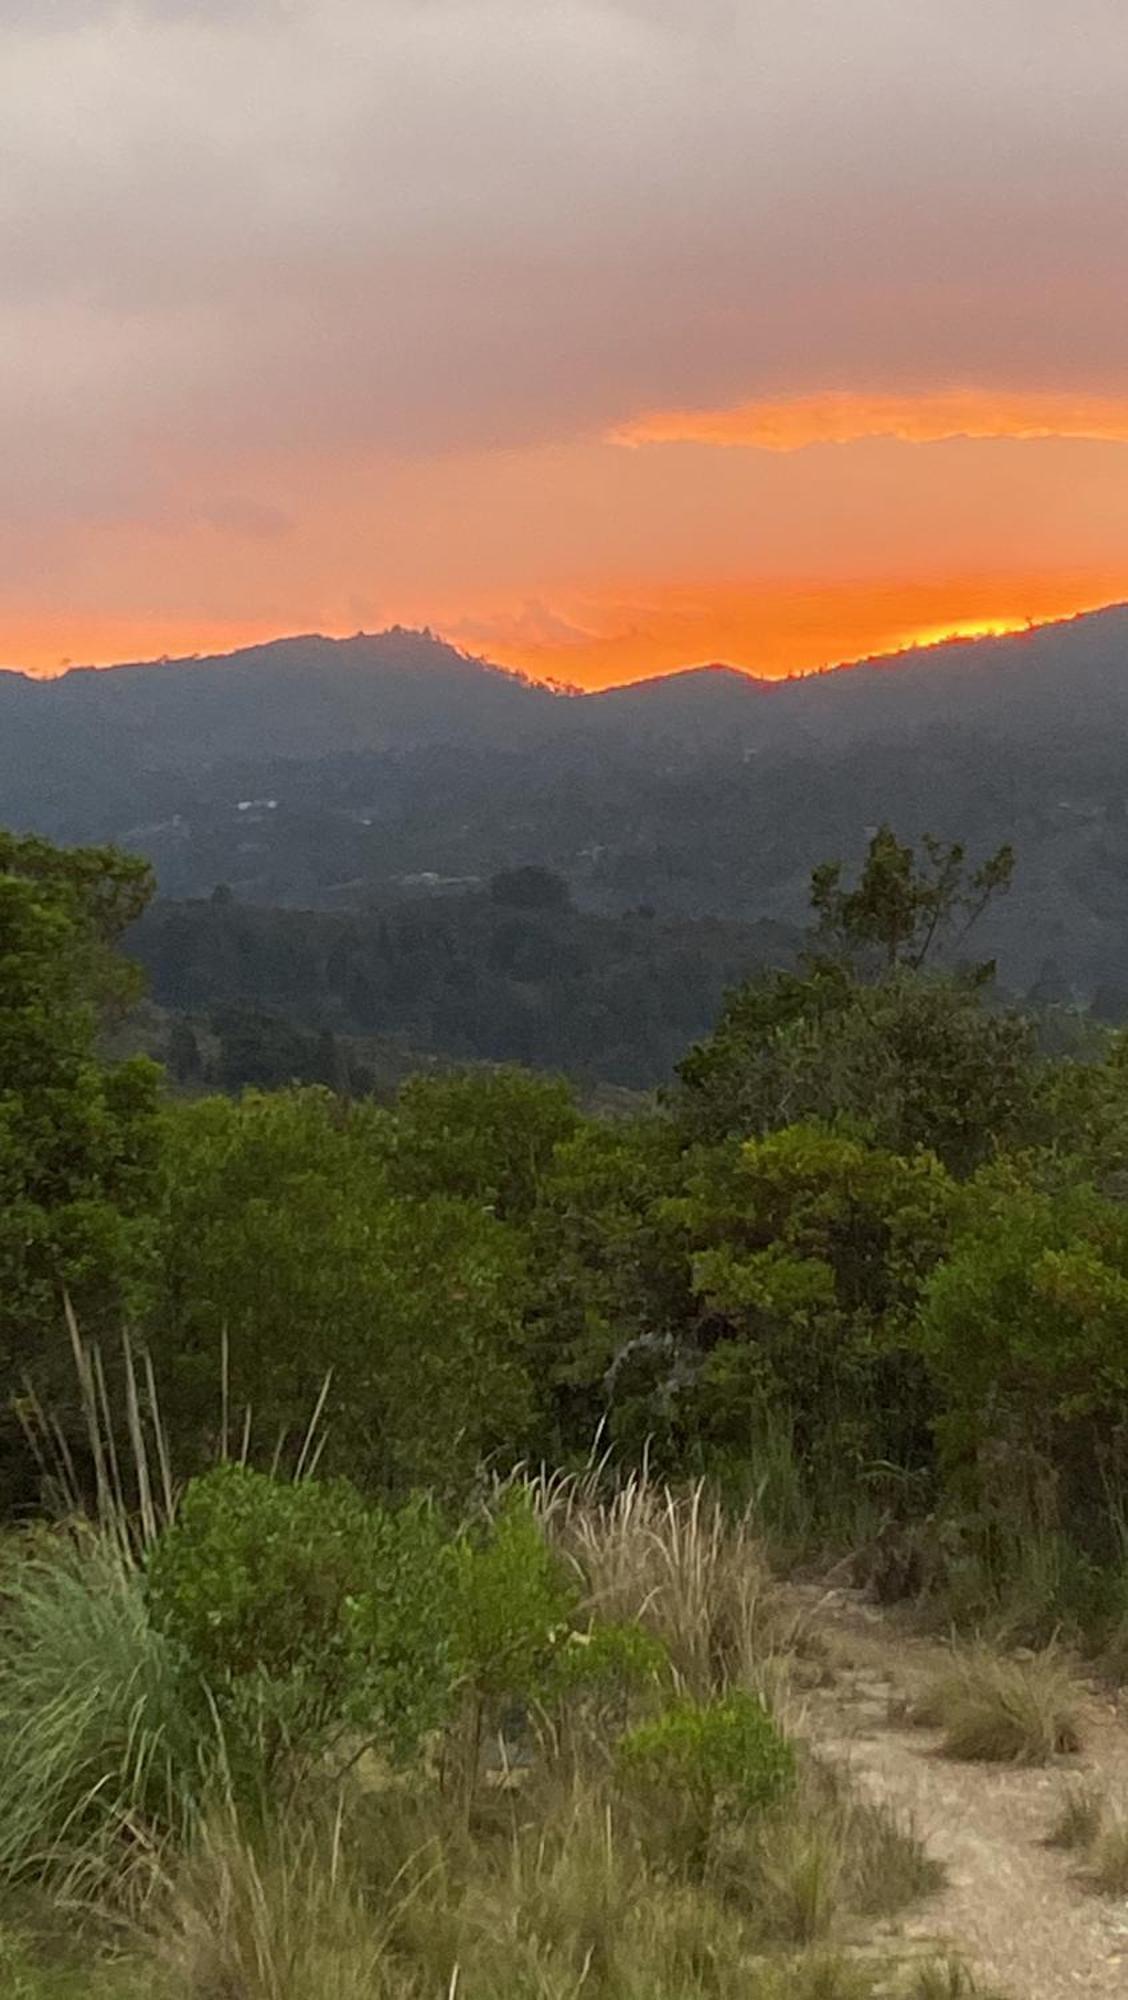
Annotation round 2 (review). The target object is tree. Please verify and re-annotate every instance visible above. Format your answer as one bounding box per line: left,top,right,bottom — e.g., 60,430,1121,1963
527,1114,692,1457
810,825,1015,974
0,832,161,1499
917,1168,1128,1557
386,1067,578,1221
675,830,1035,1174
656,1124,955,1488
155,1088,535,1494
675,965,1038,1174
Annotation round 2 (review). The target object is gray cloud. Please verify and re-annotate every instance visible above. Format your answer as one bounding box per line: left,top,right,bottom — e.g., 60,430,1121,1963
3,0,1128,526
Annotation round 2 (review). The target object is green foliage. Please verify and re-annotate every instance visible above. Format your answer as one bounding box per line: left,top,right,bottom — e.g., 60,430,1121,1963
155,1089,533,1493
528,1113,691,1453
0,833,161,1501
917,1171,1128,1546
146,1465,454,1761
676,828,1032,1174
676,966,1039,1174
810,825,1014,974
618,1691,795,1858
547,1619,670,1701
387,1067,578,1221
0,830,154,1020
133,882,770,1092
449,1490,578,1702
615,1125,954,1494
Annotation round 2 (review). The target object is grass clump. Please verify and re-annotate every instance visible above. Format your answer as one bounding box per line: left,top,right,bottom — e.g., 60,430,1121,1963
1045,1780,1105,1851
151,1806,400,2000
729,1759,942,1946
540,1471,785,1699
916,1645,1082,1765
0,1924,145,1999
0,1529,208,1907
1084,1812,1128,1897
904,1963,1008,2000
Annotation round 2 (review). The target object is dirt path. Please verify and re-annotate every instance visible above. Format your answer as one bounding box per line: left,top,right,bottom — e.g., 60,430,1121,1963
784,1584,1128,1999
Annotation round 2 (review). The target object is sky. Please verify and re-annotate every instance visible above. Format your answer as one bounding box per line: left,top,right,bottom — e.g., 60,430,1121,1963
5,0,1128,688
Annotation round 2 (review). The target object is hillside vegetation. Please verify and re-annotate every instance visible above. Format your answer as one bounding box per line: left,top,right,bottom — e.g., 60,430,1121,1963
9,611,1128,999
125,876,795,1091
5,820,1128,1993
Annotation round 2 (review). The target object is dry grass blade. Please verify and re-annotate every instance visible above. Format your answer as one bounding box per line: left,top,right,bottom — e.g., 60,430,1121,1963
534,1469,790,1700
917,1645,1082,1765
152,1805,398,2000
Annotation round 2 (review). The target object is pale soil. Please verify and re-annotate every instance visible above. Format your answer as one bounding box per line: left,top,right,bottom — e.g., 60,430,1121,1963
784,1584,1128,1998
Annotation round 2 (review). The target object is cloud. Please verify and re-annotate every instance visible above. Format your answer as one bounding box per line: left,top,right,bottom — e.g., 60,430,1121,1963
611,393,1128,453
452,600,598,652
4,0,1128,529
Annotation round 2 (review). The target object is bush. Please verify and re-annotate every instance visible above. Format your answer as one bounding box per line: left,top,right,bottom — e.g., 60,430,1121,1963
547,1619,670,1702
616,1696,792,1832
145,1465,454,1762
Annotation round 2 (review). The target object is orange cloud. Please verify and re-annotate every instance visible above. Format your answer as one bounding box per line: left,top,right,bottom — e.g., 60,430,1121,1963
609,391,1128,453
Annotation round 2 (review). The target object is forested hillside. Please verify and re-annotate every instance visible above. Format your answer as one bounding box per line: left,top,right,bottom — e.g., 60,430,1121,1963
126,874,796,1090
8,610,1128,998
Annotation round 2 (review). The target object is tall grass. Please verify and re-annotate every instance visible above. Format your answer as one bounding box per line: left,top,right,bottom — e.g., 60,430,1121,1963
150,1785,904,2000
533,1468,793,1700
0,1528,211,1908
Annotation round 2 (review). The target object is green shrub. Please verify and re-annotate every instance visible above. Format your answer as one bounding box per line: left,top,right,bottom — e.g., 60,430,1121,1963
618,1691,794,1870
548,1619,670,1701
145,1465,454,1761
449,1489,578,1703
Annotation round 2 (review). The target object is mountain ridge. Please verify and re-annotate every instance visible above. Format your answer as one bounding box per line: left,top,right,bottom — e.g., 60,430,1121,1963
7,599,1128,709
7,604,1128,1002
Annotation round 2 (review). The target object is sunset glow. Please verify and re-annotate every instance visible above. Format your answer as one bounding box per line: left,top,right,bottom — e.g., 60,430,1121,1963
5,4,1128,695
456,579,1126,691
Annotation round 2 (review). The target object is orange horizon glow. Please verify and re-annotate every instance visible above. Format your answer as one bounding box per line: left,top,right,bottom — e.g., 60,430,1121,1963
452,576,1128,690
5,578,1123,695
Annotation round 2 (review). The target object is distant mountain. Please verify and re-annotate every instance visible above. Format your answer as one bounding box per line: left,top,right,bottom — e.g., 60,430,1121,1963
584,664,774,751
7,605,1128,1002
768,605,1128,747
